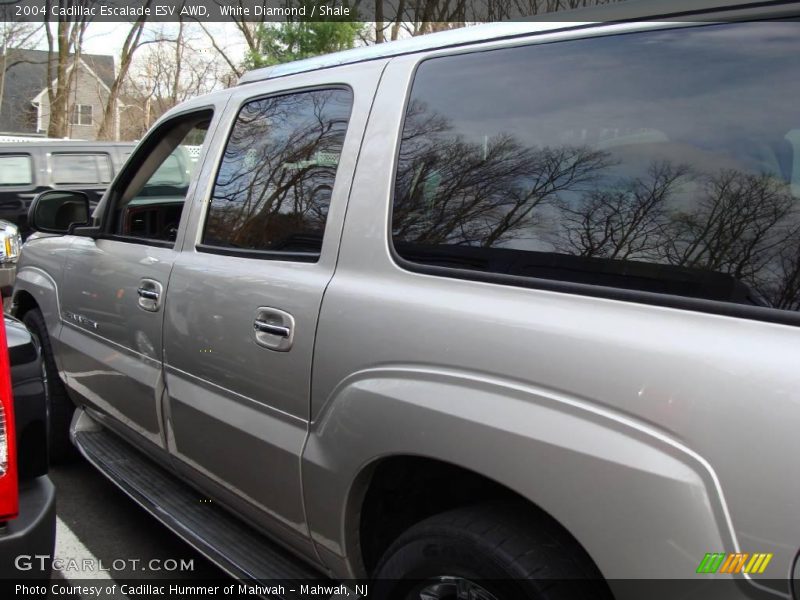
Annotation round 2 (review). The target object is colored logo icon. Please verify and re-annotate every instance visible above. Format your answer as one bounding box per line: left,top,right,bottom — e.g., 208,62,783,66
697,552,773,574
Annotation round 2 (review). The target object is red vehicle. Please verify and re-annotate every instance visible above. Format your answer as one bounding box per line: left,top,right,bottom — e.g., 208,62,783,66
0,313,55,579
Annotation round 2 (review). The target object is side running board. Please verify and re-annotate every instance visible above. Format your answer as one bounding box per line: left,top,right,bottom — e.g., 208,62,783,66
72,420,326,593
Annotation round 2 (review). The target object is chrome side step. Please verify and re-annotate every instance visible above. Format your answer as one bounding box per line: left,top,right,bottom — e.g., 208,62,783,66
72,421,326,592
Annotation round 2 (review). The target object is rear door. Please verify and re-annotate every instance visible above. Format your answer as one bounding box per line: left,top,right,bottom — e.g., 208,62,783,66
162,62,384,548
59,105,222,448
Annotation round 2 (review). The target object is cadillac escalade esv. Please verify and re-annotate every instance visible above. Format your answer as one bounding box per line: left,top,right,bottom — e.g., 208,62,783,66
9,2,800,598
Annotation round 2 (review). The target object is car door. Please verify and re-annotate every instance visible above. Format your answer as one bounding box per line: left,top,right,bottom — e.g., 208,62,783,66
162,62,385,549
59,104,223,448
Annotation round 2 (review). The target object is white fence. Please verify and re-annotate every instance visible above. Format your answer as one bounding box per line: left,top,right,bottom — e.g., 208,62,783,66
0,135,84,143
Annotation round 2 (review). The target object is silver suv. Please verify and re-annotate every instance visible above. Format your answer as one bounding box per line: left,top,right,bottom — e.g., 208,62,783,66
10,2,800,598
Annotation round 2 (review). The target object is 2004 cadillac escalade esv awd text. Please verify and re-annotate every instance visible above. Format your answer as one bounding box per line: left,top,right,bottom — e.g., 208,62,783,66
9,2,800,598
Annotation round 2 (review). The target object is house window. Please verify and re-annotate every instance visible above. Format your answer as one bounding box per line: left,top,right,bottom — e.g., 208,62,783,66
70,104,93,126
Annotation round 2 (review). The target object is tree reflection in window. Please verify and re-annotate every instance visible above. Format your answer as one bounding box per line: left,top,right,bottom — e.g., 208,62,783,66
392,23,800,312
204,88,353,256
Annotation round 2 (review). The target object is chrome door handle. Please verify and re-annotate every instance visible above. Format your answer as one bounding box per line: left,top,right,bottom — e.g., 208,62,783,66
137,279,163,312
137,288,160,300
253,307,295,351
253,319,290,338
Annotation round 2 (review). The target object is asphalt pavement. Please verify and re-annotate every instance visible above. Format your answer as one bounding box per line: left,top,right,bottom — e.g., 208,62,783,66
48,456,229,596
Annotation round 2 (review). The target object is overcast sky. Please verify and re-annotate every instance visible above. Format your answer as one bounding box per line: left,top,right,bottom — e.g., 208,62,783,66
36,21,249,66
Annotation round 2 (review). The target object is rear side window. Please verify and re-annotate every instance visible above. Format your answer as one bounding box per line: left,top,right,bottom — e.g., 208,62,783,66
149,153,187,186
392,22,800,315
202,88,353,259
0,155,33,186
51,153,112,184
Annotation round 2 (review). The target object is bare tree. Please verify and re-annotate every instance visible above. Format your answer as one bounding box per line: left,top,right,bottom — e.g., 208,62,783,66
556,162,690,260
0,18,42,52
392,97,800,310
372,0,623,41
761,233,800,311
43,0,90,138
0,17,44,119
485,0,619,20
666,171,797,282
393,100,609,247
205,90,350,250
374,0,385,42
120,22,233,139
195,1,267,78
95,2,154,140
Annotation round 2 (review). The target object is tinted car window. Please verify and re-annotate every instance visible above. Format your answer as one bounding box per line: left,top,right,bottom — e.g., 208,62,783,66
148,153,186,186
52,153,112,184
113,117,210,243
202,88,353,258
0,155,33,186
393,22,800,313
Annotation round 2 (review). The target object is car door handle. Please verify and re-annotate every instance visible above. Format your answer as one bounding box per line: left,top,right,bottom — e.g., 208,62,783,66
137,288,160,300
253,319,290,338
137,279,163,312
253,307,295,351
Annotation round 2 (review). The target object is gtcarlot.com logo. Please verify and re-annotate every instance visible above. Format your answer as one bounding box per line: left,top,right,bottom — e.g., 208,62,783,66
15,555,195,572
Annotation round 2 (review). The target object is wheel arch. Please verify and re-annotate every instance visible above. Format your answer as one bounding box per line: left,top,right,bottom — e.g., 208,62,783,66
351,454,606,578
302,365,735,581
12,264,62,333
12,288,39,319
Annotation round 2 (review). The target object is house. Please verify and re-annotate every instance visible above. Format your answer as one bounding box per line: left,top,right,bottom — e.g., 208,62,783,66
0,49,119,140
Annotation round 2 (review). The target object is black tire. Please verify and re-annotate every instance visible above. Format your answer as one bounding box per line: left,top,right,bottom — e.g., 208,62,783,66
372,504,611,600
22,308,77,464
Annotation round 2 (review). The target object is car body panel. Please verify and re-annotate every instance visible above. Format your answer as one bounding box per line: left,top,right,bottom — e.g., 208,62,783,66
46,100,230,449
12,236,72,370
162,60,387,556
305,50,800,588
57,237,174,444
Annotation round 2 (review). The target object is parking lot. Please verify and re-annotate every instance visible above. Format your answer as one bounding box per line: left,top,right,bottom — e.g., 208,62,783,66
48,457,227,595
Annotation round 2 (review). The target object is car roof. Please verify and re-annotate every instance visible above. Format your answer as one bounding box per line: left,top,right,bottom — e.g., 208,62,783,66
238,0,799,85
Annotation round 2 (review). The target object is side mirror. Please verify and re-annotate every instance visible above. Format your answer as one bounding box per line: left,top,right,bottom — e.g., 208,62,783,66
28,190,91,235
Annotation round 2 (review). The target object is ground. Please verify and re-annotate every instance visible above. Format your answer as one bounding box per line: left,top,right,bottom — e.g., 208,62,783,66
48,458,227,597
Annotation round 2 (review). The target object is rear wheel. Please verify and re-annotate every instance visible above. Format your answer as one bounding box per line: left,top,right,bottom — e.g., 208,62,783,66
22,308,77,463
372,504,610,600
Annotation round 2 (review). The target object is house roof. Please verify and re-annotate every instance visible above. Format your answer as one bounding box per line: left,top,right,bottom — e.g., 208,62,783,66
0,49,115,134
